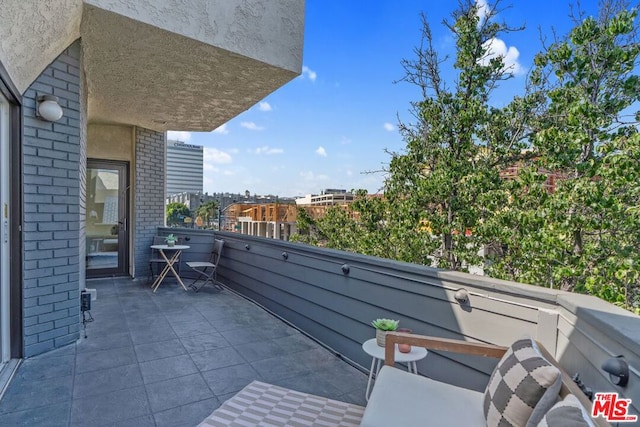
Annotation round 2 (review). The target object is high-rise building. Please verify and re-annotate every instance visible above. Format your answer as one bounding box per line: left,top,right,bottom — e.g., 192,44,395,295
166,139,203,195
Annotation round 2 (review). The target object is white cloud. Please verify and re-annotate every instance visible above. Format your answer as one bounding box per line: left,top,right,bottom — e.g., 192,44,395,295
341,136,352,145
301,65,317,82
300,171,329,181
258,101,272,112
383,122,396,132
228,148,239,154
241,121,265,131
315,146,327,157
203,147,232,164
167,131,192,142
212,124,229,135
475,0,490,23
480,37,525,75
249,146,284,155
346,170,353,177
473,0,524,76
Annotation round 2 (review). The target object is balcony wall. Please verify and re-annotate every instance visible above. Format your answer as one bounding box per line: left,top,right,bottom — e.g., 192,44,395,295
158,227,640,415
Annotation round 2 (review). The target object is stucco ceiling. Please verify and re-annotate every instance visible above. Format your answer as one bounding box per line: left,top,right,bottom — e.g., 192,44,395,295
82,5,299,131
0,0,304,132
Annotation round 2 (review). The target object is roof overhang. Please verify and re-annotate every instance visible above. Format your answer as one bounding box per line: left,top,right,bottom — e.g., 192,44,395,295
0,0,305,131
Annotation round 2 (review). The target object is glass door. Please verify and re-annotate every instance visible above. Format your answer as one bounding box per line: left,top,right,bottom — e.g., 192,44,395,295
0,92,10,365
86,160,129,277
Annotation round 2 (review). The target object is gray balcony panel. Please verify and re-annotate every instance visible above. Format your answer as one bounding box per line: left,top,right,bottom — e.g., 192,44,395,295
557,308,640,416
159,228,640,409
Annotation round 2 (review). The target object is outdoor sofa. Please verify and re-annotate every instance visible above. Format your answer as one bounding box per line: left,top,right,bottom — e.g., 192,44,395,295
360,332,602,427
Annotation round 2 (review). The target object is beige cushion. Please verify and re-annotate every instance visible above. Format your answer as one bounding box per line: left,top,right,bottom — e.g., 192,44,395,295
484,337,562,427
537,394,595,427
360,366,485,427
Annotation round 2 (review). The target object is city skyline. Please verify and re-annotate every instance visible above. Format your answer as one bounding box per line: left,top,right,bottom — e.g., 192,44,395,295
168,0,600,197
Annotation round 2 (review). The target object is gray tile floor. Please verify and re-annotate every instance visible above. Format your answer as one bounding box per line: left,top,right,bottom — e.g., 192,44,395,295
0,278,368,427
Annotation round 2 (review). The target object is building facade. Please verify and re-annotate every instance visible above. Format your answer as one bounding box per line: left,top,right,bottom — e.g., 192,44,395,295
166,139,203,196
0,0,304,374
295,189,355,206
229,203,298,239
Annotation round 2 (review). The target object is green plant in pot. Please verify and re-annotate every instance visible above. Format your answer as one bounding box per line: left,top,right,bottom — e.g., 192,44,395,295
371,318,399,347
165,234,177,247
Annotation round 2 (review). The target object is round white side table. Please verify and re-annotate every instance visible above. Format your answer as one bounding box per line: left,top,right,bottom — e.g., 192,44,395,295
362,338,428,401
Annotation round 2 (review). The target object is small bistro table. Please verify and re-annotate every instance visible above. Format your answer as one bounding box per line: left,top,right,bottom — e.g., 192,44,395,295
150,244,190,292
362,338,428,401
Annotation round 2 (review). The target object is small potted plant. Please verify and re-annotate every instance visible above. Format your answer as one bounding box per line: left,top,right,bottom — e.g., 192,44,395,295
165,234,177,247
371,318,399,347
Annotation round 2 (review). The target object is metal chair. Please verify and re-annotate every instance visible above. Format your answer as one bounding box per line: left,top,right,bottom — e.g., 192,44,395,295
186,238,224,292
148,235,183,284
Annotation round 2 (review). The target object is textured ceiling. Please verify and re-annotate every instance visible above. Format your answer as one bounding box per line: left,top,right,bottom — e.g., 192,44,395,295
82,5,298,131
0,0,83,94
0,0,304,131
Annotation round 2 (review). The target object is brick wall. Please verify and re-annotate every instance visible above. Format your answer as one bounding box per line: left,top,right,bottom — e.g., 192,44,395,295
134,128,165,278
22,41,84,357
78,47,88,292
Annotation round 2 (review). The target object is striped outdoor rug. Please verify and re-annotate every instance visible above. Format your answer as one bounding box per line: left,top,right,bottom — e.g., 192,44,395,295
199,381,365,427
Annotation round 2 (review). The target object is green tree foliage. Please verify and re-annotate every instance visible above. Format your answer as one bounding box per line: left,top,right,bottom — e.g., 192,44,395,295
487,5,640,311
166,202,190,226
196,200,218,227
296,2,529,269
294,1,640,312
384,1,530,271
290,208,319,245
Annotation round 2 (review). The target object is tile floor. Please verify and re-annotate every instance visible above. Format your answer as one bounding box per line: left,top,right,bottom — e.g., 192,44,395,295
0,277,368,426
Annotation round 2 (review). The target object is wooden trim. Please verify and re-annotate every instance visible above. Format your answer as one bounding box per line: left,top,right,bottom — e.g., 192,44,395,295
384,332,507,366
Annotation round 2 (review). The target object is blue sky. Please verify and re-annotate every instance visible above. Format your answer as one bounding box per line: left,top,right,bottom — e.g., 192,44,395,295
168,0,601,197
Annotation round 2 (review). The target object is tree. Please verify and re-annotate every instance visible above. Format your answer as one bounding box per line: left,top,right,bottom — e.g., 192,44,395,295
196,200,218,227
382,0,530,271
166,202,190,226
295,1,530,270
293,1,640,312
487,4,640,311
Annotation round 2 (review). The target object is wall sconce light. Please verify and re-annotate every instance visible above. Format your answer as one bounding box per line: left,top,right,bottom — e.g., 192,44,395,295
602,356,629,387
36,95,63,122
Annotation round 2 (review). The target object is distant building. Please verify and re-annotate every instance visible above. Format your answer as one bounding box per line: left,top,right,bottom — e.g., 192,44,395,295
166,192,217,213
230,203,298,240
295,189,354,206
166,139,203,195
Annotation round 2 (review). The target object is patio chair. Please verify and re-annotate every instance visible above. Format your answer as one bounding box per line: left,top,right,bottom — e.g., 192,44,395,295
148,235,183,284
186,238,224,292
